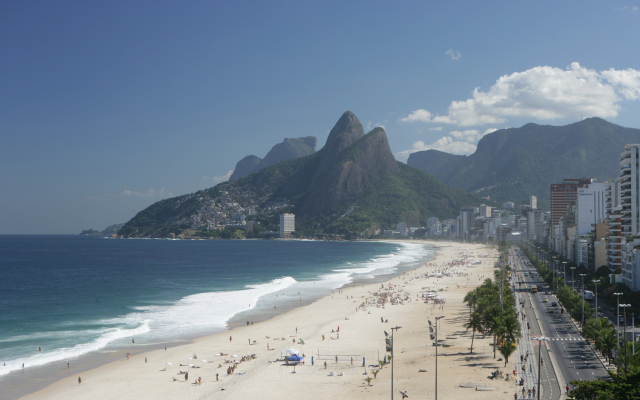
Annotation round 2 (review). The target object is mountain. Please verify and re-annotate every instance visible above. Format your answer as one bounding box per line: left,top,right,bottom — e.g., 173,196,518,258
79,223,124,236
407,150,466,177
407,118,640,208
229,136,317,180
117,111,492,238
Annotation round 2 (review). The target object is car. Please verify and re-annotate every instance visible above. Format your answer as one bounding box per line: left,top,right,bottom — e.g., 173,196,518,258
542,297,548,303
546,308,556,314
551,302,558,307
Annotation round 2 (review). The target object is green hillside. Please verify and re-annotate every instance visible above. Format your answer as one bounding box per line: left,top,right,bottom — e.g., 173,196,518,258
407,118,640,208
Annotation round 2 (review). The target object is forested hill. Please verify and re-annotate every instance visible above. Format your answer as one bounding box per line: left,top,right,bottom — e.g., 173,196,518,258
117,111,493,239
407,118,640,208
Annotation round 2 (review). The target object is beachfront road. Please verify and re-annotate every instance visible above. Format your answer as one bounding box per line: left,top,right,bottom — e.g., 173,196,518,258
513,250,610,392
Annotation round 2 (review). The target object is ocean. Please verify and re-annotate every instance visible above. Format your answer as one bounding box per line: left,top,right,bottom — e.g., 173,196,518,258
0,235,435,398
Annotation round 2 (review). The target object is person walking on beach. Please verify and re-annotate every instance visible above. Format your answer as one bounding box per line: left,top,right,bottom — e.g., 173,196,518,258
229,336,232,343
78,377,81,385
324,361,327,370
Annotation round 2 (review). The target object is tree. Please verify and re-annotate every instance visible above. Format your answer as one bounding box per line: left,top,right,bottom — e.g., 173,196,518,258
498,342,517,367
570,371,640,400
464,311,484,354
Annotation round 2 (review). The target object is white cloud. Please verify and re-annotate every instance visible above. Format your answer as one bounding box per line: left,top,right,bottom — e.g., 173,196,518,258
121,188,173,198
428,127,443,131
400,63,640,126
446,49,461,60
600,68,640,100
366,120,388,130
396,127,499,161
396,137,477,160
204,170,234,184
615,6,639,10
399,109,432,123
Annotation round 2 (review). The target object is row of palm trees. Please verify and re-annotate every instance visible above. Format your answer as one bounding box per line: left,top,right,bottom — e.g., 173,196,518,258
464,274,522,367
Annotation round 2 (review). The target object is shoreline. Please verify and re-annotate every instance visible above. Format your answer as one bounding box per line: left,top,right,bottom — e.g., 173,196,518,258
4,240,435,400
18,241,511,400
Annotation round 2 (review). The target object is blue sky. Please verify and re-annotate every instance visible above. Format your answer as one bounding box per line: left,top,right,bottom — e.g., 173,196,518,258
1,0,639,234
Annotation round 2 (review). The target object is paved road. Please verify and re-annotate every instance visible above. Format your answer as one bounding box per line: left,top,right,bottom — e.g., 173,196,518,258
512,249,610,393
510,249,560,400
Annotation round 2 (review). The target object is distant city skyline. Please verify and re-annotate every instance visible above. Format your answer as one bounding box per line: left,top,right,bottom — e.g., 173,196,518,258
1,1,639,234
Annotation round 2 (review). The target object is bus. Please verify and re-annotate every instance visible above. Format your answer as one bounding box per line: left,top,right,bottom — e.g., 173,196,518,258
531,285,538,293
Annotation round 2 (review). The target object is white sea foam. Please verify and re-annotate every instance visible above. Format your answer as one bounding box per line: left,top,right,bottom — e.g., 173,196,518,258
0,242,433,375
0,323,150,376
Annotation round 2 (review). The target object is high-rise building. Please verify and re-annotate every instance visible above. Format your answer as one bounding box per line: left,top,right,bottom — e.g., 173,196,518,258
530,195,537,209
426,217,439,228
576,182,606,236
479,204,492,218
606,178,623,270
527,209,543,240
397,222,408,237
279,213,295,238
550,178,592,228
620,144,640,289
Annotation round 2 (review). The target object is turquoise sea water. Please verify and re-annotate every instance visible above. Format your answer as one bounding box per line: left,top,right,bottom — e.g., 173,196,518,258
0,235,434,390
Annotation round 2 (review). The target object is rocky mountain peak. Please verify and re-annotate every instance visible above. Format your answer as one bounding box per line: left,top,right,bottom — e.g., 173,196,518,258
324,111,365,155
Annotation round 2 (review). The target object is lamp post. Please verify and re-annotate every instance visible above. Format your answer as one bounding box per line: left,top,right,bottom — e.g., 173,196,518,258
562,261,567,287
620,304,630,373
579,274,587,328
435,316,444,400
592,280,599,323
570,267,576,292
552,257,557,293
533,336,548,400
387,326,402,400
613,292,623,350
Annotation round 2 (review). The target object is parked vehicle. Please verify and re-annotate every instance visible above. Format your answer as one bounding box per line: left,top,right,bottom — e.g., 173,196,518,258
584,291,594,300
551,302,558,307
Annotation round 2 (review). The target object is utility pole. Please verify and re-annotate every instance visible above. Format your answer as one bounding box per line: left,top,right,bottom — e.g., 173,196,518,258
621,304,630,373
535,336,548,400
592,280,599,323
435,316,444,400
562,261,567,287
579,274,587,328
570,267,576,292
614,292,622,350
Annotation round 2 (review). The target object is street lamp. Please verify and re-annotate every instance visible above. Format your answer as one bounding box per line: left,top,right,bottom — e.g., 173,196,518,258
434,316,445,400
592,280,599,323
533,336,549,400
613,292,623,350
579,274,587,327
620,304,631,373
570,267,576,292
385,326,402,400
552,257,557,292
562,262,567,287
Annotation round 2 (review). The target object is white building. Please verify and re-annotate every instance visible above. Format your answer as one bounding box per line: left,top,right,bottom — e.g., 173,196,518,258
397,223,408,237
530,195,537,209
620,144,640,289
279,213,295,238
576,182,606,235
479,204,492,218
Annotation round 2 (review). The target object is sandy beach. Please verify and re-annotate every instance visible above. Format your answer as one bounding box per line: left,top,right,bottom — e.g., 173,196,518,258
20,241,516,400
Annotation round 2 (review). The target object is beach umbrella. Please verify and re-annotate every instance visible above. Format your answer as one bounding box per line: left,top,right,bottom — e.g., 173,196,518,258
201,360,207,363
231,355,237,358
282,349,299,354
166,362,172,365
188,364,194,367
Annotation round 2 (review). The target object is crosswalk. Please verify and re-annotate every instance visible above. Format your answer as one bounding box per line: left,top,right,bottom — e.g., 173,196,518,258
545,337,583,341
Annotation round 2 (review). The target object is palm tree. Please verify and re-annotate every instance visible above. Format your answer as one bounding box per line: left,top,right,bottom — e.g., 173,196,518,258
500,313,522,343
463,290,478,318
482,305,502,358
498,342,517,367
464,311,484,354
599,329,616,364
